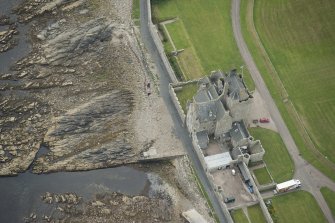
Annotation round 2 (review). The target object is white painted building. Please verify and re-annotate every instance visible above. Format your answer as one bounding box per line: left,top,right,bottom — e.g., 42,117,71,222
204,152,232,172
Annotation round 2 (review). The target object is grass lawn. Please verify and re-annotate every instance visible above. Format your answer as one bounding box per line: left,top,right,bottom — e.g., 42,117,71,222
175,82,198,113
248,205,266,223
253,167,272,185
270,191,327,223
249,128,294,183
166,21,204,79
320,187,335,218
231,209,249,223
151,0,255,90
240,0,335,181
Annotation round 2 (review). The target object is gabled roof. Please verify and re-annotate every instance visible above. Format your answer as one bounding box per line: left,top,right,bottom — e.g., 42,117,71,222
194,88,210,103
226,69,250,101
195,102,217,122
229,121,249,143
196,130,209,149
204,152,232,170
194,84,219,103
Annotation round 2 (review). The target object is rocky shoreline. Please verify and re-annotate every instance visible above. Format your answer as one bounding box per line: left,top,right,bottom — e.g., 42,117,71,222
0,1,215,222
0,16,19,53
0,0,146,175
21,158,214,223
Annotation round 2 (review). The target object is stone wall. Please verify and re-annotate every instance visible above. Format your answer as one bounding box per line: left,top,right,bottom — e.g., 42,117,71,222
250,151,265,163
191,133,207,171
207,173,234,223
257,183,276,192
169,80,199,126
145,2,234,222
227,98,252,122
169,83,186,125
192,132,234,223
241,162,274,223
215,111,233,137
147,0,178,83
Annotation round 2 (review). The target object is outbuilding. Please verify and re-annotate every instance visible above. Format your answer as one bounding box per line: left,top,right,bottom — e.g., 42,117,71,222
204,152,232,172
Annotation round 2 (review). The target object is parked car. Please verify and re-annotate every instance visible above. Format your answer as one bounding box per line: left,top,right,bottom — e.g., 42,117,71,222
224,196,235,203
259,117,270,123
252,119,259,124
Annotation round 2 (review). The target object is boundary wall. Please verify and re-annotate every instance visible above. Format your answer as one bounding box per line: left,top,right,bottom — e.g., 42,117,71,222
240,162,273,223
168,80,199,125
147,0,178,83
145,1,272,222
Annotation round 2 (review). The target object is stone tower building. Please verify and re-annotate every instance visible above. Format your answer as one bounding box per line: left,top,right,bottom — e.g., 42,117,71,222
186,69,252,137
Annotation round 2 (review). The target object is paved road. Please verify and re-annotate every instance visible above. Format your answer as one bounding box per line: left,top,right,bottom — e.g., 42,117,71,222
231,0,335,222
139,0,228,222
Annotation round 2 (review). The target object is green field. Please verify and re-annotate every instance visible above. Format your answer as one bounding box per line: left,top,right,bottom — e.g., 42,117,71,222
320,187,335,218
240,0,335,181
165,21,204,79
231,209,249,223
253,167,272,185
175,82,198,113
151,0,255,89
248,205,267,223
249,128,294,183
270,191,327,223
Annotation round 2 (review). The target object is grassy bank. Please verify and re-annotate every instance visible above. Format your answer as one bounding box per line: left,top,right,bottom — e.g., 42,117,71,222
320,187,335,218
253,167,272,185
248,205,267,223
231,209,249,223
151,0,255,89
175,82,198,113
165,21,204,79
269,191,327,223
249,128,294,183
132,0,140,25
240,0,335,181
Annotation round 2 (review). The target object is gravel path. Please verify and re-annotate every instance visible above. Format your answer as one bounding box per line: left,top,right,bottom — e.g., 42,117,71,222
231,0,335,222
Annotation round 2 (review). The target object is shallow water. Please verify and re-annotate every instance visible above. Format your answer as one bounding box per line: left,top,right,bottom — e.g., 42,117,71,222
0,1,151,222
0,166,149,222
0,0,31,73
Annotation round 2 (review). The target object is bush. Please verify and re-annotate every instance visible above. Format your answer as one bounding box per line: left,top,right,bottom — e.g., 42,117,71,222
157,23,168,42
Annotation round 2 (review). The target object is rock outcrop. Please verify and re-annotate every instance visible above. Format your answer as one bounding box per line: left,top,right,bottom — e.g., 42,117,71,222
0,0,142,175
40,18,114,66
33,91,138,173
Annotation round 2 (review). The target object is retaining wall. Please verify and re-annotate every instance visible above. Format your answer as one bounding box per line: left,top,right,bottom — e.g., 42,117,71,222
169,84,186,125
191,131,234,223
191,133,207,171
171,79,198,87
207,172,234,223
241,162,274,223
145,2,261,222
191,132,234,223
147,0,178,83
258,183,276,192
168,80,199,125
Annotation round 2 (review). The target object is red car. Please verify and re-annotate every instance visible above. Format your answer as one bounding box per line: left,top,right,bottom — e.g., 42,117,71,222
259,117,270,123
